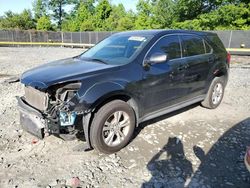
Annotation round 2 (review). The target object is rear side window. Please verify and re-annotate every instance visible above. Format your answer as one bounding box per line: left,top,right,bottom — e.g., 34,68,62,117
204,41,212,53
207,34,226,52
182,35,205,57
147,35,181,61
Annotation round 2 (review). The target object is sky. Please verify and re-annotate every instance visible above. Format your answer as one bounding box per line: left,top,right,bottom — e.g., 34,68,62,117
0,0,138,16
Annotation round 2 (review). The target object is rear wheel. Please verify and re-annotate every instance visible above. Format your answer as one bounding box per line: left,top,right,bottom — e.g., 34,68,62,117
201,77,225,109
90,100,135,154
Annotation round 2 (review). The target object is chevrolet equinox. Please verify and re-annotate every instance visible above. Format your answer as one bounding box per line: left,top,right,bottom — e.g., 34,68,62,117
17,30,230,154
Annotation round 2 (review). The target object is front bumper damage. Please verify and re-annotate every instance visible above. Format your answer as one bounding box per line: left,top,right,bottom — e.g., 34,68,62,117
16,96,93,151
17,96,46,139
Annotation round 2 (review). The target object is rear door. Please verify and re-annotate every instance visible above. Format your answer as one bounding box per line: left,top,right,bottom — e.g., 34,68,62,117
180,34,213,99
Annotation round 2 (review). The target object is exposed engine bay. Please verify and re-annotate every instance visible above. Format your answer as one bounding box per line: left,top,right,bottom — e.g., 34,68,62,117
17,82,84,140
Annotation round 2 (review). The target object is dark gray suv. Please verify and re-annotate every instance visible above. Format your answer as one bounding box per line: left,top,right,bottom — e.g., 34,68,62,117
17,30,230,154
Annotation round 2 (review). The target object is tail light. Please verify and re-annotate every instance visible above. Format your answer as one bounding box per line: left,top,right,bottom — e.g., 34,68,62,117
227,52,231,65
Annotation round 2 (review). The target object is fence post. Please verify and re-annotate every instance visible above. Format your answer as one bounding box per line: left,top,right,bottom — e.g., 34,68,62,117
11,30,14,47
228,30,233,48
96,32,98,44
61,31,64,47
80,32,82,44
88,32,91,44
11,30,14,42
29,30,32,45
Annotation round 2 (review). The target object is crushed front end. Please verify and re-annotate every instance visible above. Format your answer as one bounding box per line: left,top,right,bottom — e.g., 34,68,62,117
17,82,84,140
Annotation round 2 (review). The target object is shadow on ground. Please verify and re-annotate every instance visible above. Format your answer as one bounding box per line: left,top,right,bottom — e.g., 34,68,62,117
133,103,199,140
142,118,250,188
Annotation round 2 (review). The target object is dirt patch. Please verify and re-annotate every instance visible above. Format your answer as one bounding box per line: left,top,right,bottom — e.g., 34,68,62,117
0,74,12,78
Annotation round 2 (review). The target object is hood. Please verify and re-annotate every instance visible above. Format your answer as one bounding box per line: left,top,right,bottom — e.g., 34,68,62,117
21,57,115,90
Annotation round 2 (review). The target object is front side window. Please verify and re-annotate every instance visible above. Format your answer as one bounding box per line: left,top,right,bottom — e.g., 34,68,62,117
146,35,181,61
80,35,152,65
182,35,205,57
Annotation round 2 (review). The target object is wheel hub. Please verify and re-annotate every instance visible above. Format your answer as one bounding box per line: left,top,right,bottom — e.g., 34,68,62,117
102,111,130,147
212,83,223,105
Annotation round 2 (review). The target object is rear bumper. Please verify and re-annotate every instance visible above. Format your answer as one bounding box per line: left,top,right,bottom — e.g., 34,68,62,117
16,96,46,139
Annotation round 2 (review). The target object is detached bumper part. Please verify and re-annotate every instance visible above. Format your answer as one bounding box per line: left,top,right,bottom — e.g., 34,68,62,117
16,97,45,139
20,112,45,139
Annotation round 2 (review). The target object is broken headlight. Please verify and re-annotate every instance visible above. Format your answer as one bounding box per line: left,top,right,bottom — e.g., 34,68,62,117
56,82,82,102
55,82,82,126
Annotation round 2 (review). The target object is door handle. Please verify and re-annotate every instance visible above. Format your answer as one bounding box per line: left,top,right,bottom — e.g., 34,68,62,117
178,64,188,71
208,57,214,63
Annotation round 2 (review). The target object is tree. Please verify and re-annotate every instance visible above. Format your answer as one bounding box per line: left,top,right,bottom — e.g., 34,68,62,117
62,1,95,31
135,0,154,29
71,0,96,14
173,0,243,22
116,11,135,31
0,9,35,30
104,4,126,31
77,1,94,31
1,0,250,32
174,0,204,22
172,3,250,30
151,0,176,29
32,0,48,21
49,0,74,30
94,0,112,30
37,16,53,30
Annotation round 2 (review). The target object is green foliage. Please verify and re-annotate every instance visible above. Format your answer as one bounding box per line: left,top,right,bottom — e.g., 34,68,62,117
62,1,95,31
151,0,176,29
48,0,75,30
0,0,249,31
135,0,154,29
37,16,53,30
93,0,112,31
103,4,133,31
0,9,35,30
32,0,48,21
116,11,136,31
172,3,250,30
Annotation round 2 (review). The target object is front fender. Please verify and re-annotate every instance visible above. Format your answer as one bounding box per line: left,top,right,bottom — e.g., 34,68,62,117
79,81,128,111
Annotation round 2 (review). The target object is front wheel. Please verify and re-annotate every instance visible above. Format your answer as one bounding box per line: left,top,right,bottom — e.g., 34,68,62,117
201,76,225,109
90,100,136,154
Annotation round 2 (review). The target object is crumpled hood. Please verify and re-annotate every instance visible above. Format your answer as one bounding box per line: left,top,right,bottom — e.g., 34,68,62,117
21,57,115,90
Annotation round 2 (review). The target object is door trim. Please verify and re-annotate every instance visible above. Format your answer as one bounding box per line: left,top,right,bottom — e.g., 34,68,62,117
139,95,206,123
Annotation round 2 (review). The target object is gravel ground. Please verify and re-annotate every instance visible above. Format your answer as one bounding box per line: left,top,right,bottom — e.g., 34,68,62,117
0,47,249,188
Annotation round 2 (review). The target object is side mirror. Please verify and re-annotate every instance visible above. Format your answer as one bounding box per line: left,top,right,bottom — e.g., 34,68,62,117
145,53,168,66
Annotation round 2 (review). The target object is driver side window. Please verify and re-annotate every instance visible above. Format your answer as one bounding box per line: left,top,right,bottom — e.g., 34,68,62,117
146,35,181,61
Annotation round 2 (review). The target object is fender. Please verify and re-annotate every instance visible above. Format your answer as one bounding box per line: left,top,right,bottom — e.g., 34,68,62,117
205,60,228,93
79,80,130,110
77,81,132,151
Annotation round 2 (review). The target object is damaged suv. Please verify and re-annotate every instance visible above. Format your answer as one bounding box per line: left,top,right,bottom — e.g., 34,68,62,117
17,30,230,154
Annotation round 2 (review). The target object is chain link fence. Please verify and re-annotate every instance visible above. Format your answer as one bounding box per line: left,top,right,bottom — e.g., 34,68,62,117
0,30,114,44
0,30,249,54
213,30,250,49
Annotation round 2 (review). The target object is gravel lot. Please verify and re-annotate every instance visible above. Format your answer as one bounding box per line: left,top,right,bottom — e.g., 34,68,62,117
0,47,249,188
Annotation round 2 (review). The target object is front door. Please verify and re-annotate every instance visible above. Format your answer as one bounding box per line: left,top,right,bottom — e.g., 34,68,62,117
141,35,188,115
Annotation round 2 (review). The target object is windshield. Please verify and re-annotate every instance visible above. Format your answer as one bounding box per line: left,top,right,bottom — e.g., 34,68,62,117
80,34,152,65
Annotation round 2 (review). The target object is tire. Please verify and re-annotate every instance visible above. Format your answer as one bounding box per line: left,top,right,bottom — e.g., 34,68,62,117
90,100,136,154
201,76,225,109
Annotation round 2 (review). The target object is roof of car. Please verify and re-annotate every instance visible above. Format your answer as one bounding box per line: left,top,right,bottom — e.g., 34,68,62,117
115,29,215,36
